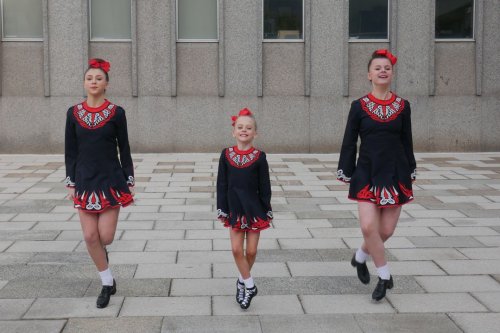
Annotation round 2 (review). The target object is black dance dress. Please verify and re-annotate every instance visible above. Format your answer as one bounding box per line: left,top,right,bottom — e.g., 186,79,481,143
64,100,134,213
337,93,416,207
217,146,273,232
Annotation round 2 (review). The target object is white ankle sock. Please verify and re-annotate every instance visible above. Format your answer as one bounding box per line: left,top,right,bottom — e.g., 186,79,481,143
376,264,391,280
98,268,114,286
238,274,244,283
355,248,369,263
243,276,254,289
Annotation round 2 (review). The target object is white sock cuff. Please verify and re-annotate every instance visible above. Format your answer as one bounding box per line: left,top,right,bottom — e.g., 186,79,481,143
243,276,254,288
376,264,391,280
238,274,244,283
355,248,369,263
98,268,114,286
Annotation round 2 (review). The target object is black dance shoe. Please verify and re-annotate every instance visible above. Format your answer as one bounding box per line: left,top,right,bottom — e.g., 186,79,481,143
240,285,257,310
236,279,245,304
96,279,116,308
351,254,370,284
372,276,394,301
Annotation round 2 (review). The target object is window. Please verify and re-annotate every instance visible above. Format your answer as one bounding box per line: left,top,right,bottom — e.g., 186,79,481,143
177,0,218,41
90,0,131,41
349,0,389,40
263,0,303,41
436,0,474,39
1,0,43,40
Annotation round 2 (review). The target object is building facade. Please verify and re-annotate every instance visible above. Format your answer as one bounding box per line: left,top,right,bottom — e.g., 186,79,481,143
0,0,499,153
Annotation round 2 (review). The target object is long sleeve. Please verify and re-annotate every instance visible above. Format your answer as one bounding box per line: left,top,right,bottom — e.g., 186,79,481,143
216,149,229,220
64,108,77,187
401,101,417,181
116,107,135,186
258,152,273,218
337,101,360,183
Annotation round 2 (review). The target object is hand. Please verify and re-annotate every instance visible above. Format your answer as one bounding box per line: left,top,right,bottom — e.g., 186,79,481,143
67,187,75,201
129,186,135,197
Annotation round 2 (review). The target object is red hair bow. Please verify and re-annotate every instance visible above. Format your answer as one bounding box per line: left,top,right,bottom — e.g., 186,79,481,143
231,108,253,126
88,59,111,73
374,49,397,65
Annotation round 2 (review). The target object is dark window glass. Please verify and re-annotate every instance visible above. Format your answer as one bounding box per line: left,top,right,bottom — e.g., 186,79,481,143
436,0,473,39
349,0,388,39
263,0,303,40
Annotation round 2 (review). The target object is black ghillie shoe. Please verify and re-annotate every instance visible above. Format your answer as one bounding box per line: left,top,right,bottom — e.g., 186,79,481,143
240,285,257,310
236,279,245,304
96,279,116,308
372,276,394,301
351,254,370,284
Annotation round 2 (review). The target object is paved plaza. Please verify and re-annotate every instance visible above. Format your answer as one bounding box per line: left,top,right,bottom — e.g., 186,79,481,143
1,152,500,332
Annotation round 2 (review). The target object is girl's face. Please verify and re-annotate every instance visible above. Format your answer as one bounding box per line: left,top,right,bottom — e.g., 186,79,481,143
367,58,393,87
84,68,108,97
232,116,257,145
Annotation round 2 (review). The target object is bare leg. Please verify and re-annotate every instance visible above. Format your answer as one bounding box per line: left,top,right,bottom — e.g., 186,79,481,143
97,207,120,246
245,231,261,271
357,202,386,267
230,229,251,279
360,206,402,254
79,210,107,272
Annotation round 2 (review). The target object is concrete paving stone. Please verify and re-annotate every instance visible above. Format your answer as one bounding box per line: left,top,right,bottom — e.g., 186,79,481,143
446,217,500,227
0,320,67,333
389,248,468,260
278,238,346,249
296,211,354,219
159,205,212,213
154,220,213,230
162,316,261,333
288,261,356,277
354,314,462,333
257,276,423,295
0,279,91,298
170,278,234,296
120,296,210,316
317,248,397,262
185,230,229,239
146,239,212,251
272,219,333,229
127,213,184,220
107,251,176,264
120,230,185,240
24,297,123,319
256,249,323,262
461,209,500,218
478,202,500,209
85,278,171,297
415,275,500,292
408,236,484,248
134,199,185,206
260,229,313,239
0,264,64,280
301,295,394,314
431,226,498,236
0,299,35,319
0,222,36,230
449,313,500,333
165,192,213,198
56,264,136,279
491,226,500,233
12,213,73,221
435,195,491,203
183,212,217,221
436,259,500,274
0,280,7,290
343,237,416,249
389,293,487,313
329,218,360,228
213,295,303,315
32,222,82,230
7,241,79,252
0,230,59,241
474,236,500,246
366,261,446,276
458,247,500,259
213,262,290,278
177,251,234,263
56,230,119,241
272,212,298,220
397,218,452,227
0,213,16,221
212,239,279,250
406,210,466,218
134,263,211,279
259,314,363,333
64,317,162,333
28,252,93,264
471,292,500,312
0,241,13,251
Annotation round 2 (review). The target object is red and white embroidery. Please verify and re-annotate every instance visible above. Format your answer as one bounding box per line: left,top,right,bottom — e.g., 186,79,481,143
73,101,116,130
226,147,261,168
354,183,414,206
73,187,133,212
360,94,405,122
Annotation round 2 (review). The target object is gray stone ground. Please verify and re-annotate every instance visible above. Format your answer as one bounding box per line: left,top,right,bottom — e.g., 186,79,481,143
1,153,500,333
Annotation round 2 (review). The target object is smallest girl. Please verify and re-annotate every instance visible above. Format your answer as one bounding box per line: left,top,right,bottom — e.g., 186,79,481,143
217,108,273,310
